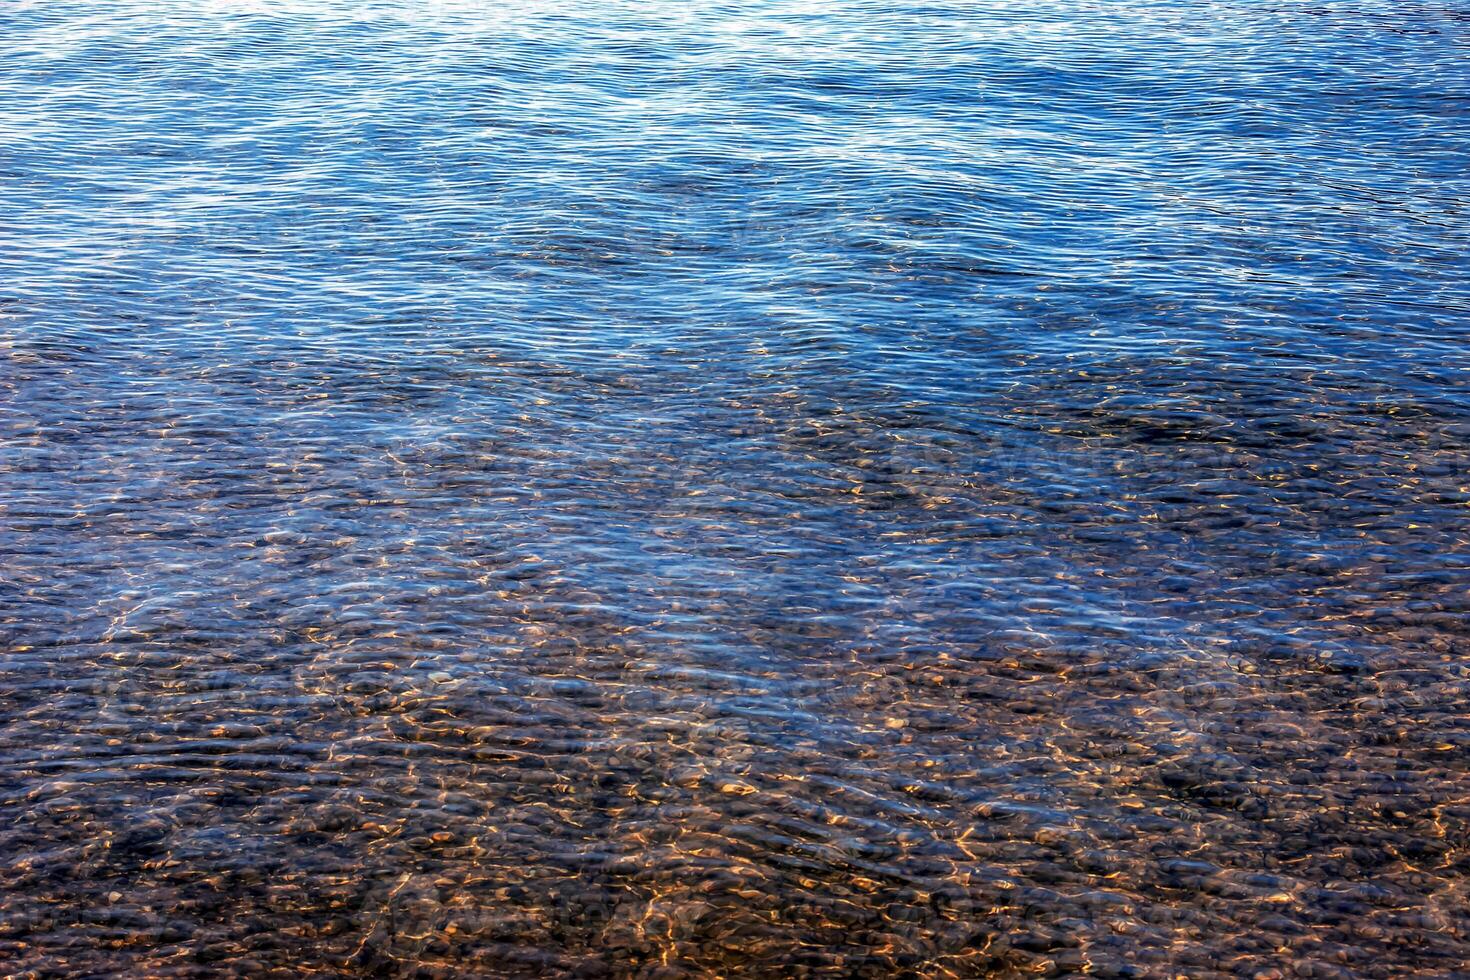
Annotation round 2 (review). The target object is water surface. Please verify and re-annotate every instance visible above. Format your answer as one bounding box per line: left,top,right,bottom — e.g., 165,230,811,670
2,0,1469,975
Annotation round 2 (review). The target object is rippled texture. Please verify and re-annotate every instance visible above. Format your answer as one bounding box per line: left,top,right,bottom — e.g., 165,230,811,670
3,0,1469,975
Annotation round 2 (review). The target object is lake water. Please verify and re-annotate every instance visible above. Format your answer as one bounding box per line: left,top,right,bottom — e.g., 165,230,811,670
2,0,1468,975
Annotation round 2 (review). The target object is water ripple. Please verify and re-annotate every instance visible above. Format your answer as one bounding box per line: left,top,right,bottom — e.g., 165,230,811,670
2,0,1469,975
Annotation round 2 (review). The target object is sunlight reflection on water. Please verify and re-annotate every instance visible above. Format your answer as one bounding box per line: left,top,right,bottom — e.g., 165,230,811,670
2,0,1469,975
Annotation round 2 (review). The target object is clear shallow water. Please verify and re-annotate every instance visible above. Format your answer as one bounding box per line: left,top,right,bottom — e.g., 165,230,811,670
2,0,1469,974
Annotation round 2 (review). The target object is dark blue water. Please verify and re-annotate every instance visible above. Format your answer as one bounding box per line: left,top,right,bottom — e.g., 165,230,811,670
2,0,1469,975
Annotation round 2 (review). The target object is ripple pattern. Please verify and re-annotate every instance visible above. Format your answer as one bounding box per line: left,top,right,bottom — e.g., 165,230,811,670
2,0,1469,976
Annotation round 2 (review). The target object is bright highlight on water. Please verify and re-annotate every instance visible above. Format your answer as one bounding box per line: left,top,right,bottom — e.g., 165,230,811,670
1,0,1468,975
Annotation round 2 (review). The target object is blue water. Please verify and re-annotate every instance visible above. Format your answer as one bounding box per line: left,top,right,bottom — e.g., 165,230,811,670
2,0,1468,975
